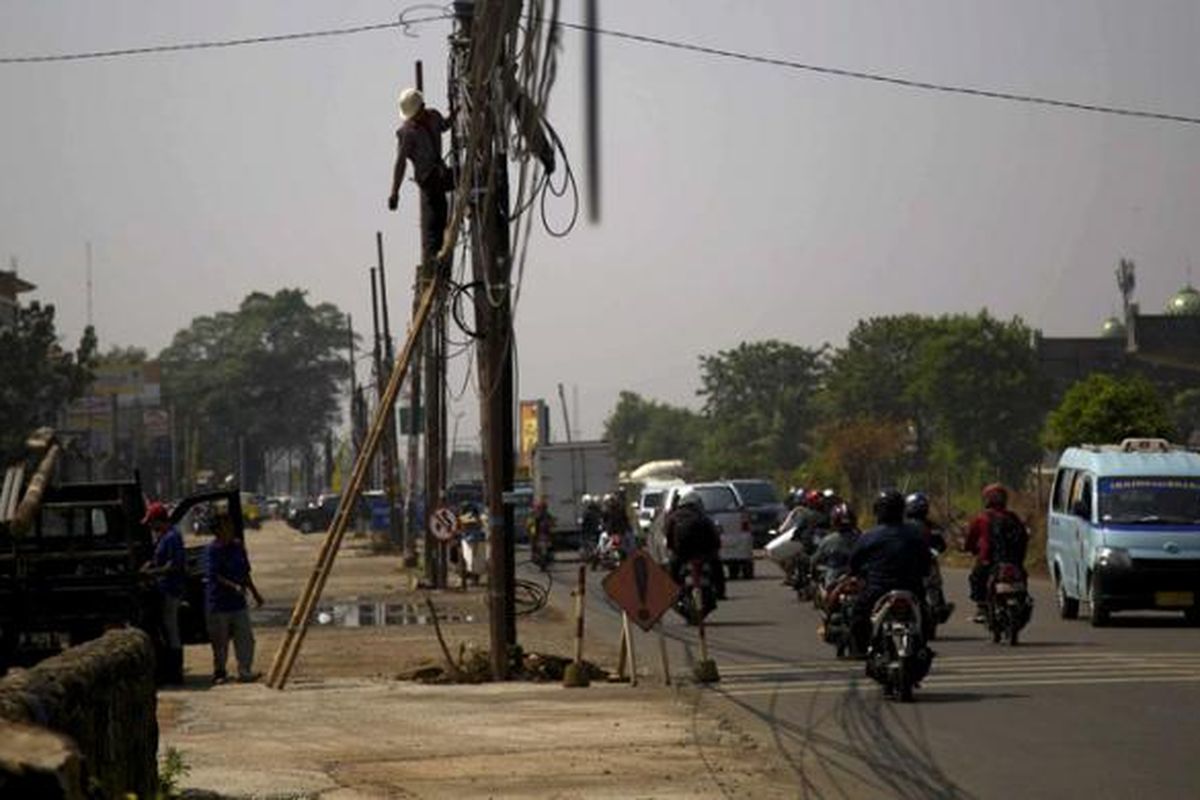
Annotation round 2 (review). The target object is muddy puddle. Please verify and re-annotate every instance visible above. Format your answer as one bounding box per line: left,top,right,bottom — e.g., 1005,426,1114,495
253,601,476,628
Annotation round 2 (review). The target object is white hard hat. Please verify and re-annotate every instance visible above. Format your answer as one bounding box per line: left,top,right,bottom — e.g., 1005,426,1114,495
399,88,424,120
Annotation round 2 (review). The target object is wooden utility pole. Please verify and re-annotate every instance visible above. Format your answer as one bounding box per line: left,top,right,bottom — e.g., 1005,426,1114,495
416,57,450,589
376,234,404,548
453,0,518,678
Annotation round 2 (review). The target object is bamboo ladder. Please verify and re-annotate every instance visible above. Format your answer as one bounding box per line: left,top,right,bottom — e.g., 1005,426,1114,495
266,276,441,689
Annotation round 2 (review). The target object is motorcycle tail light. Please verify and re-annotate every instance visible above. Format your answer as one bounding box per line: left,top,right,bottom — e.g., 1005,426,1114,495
997,564,1021,581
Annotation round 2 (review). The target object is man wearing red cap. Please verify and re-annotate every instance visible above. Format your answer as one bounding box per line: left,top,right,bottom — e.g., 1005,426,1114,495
141,501,186,685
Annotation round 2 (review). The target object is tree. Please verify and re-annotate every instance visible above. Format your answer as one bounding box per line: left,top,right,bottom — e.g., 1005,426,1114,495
1172,387,1200,445
0,302,96,462
811,416,909,501
160,289,351,491
824,315,942,465
695,340,827,477
1044,373,1175,452
603,391,703,470
910,312,1047,485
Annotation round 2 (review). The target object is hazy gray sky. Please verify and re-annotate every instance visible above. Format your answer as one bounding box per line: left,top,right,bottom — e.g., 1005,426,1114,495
3,1,1199,441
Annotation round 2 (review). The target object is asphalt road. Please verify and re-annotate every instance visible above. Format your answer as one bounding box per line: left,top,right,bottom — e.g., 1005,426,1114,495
531,550,1200,800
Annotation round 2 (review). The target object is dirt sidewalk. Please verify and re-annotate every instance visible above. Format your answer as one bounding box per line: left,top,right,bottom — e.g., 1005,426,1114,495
162,522,796,798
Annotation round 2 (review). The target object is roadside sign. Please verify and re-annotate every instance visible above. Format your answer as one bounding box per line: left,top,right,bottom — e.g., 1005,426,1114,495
601,549,682,632
430,506,459,541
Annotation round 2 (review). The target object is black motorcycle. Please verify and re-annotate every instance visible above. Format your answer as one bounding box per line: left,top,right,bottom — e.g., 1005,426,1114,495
985,562,1033,645
674,559,719,625
819,575,863,659
865,590,933,702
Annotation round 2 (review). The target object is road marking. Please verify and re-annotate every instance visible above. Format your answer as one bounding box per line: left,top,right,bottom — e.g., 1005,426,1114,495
702,650,1200,696
716,673,1200,697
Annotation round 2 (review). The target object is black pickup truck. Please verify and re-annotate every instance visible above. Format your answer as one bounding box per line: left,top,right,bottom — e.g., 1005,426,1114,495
0,477,244,672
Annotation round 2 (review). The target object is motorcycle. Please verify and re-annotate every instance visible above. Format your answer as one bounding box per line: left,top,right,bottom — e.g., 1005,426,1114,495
986,562,1033,645
819,574,863,658
674,558,719,625
765,526,819,602
865,590,933,702
591,529,627,571
923,549,956,640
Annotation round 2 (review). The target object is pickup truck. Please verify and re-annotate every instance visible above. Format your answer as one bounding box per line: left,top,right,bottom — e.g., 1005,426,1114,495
0,470,244,673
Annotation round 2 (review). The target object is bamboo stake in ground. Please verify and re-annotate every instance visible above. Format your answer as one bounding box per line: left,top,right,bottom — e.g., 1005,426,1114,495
563,565,589,688
622,611,638,687
657,623,671,686
266,277,441,689
691,561,719,684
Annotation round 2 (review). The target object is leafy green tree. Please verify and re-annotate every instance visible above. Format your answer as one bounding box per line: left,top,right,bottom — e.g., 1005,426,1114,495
603,391,703,470
0,302,97,462
160,289,351,491
1044,373,1175,452
1172,387,1200,445
911,312,1047,485
824,315,942,464
694,340,827,477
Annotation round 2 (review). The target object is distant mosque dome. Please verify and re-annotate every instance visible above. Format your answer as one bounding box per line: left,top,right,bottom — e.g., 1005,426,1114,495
1100,317,1126,338
1166,285,1200,316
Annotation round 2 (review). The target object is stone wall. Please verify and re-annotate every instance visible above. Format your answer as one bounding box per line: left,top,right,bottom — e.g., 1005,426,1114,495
0,629,158,799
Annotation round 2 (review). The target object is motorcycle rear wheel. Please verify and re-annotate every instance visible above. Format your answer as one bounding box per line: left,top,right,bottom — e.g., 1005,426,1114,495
896,663,914,702
1007,624,1019,646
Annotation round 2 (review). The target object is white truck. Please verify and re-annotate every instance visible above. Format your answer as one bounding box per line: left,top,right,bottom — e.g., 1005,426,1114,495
532,440,618,541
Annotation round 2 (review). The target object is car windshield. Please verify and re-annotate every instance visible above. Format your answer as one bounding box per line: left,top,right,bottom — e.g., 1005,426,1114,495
732,481,779,506
694,485,740,513
1099,477,1200,525
641,491,663,510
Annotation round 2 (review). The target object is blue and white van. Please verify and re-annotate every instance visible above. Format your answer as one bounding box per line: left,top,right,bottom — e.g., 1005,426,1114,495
1047,438,1200,626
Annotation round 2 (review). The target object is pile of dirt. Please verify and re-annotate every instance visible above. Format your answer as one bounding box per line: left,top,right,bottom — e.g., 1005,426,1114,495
401,648,610,684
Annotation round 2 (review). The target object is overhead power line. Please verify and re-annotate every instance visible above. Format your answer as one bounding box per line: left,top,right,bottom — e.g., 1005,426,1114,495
2,11,1197,127
0,13,449,64
552,19,1200,127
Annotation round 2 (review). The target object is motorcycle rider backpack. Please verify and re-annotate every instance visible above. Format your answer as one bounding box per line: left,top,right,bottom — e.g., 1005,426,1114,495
987,510,1027,566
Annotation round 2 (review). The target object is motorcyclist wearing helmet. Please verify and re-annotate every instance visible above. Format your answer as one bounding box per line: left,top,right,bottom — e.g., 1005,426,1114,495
664,491,727,600
848,489,932,654
812,503,861,591
964,483,1029,622
904,492,947,554
601,492,633,544
579,494,604,558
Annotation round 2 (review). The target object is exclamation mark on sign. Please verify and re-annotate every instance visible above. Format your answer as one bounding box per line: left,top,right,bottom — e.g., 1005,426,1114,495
634,554,650,621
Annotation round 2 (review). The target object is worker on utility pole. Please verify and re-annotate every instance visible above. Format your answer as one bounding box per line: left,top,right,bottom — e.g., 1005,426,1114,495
387,88,454,265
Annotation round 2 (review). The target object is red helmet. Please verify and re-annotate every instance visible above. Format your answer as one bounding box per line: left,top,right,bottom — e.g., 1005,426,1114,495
982,483,1008,509
142,501,169,525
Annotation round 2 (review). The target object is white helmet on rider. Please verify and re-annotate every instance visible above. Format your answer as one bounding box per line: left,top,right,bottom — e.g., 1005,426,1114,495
678,491,704,511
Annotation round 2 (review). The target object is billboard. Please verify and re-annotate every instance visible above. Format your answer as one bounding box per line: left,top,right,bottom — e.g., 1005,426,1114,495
518,399,550,474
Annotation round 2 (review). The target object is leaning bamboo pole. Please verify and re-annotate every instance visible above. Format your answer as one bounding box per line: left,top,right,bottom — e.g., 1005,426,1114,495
266,276,441,689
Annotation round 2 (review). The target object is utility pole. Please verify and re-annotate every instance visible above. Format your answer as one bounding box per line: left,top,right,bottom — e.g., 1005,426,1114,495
346,314,359,466
453,0,518,678
376,235,404,549
367,268,400,544
412,59,450,587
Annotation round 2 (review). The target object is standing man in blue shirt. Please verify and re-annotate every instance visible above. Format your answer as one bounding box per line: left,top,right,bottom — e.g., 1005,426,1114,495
205,514,264,684
142,501,186,685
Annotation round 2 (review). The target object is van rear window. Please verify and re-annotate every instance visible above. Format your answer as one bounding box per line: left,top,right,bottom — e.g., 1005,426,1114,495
1098,477,1200,525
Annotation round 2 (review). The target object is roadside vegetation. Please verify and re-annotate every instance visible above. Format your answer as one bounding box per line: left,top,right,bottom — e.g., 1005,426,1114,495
605,309,1199,559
